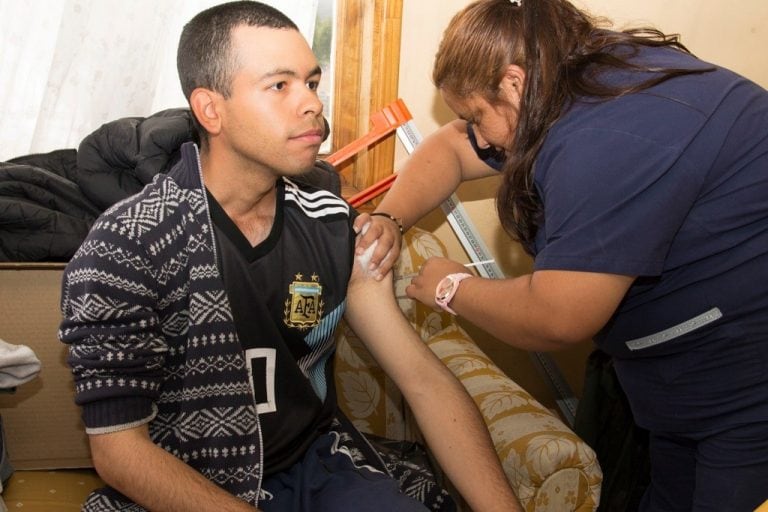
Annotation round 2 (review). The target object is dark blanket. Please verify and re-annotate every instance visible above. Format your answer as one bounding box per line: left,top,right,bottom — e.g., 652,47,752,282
0,151,99,262
8,148,80,183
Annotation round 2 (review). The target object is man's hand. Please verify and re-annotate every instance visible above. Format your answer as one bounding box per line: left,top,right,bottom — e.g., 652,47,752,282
353,213,402,280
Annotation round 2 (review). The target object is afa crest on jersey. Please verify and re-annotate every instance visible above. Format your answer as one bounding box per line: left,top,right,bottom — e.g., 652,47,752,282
284,273,324,329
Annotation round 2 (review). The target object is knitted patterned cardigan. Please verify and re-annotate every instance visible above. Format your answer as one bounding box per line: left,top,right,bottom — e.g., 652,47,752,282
59,142,263,509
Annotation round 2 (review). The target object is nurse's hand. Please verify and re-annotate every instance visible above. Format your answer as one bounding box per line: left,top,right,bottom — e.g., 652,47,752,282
353,213,402,280
406,257,468,309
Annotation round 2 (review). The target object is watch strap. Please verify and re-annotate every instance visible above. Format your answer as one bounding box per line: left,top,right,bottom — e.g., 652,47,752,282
435,272,472,315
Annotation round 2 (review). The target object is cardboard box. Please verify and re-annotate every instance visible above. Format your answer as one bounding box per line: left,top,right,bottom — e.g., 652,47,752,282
0,264,92,469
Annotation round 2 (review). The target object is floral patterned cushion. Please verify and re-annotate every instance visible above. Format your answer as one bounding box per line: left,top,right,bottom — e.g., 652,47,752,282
334,227,602,511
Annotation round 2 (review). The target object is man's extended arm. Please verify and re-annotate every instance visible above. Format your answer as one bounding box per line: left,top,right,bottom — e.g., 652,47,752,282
344,257,523,512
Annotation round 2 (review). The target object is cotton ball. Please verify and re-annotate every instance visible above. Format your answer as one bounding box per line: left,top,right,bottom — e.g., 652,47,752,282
355,222,378,277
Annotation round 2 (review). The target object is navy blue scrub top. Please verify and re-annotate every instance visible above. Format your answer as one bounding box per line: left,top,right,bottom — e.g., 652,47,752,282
470,45,768,431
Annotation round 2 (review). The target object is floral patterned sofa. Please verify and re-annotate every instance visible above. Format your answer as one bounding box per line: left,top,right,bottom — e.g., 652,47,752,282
335,226,602,511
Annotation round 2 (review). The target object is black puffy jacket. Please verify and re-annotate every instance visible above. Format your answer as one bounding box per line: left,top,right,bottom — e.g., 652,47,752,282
77,108,195,210
0,150,100,261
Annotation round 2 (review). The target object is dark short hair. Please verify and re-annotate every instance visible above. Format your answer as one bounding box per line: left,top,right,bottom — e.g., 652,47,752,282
177,1,298,101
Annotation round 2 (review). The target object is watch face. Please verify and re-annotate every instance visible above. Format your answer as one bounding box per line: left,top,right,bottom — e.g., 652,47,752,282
436,277,454,301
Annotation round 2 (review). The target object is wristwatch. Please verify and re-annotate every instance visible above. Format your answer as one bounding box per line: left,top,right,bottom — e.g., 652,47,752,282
434,273,473,315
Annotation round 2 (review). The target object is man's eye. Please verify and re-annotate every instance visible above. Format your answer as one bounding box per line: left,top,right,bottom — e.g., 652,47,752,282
271,82,286,91
307,80,319,91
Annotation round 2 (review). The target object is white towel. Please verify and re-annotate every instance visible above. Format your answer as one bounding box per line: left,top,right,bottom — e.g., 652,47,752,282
0,338,41,389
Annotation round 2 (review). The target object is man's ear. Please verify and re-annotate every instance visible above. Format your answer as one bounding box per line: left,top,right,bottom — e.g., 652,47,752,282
498,64,526,104
189,88,222,136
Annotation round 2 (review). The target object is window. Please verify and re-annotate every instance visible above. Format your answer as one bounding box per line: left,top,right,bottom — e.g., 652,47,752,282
0,0,403,201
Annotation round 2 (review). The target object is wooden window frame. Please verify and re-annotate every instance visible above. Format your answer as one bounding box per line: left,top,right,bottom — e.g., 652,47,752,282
331,0,403,207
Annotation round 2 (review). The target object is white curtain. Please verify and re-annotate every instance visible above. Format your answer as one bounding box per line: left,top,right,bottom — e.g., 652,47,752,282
0,0,319,161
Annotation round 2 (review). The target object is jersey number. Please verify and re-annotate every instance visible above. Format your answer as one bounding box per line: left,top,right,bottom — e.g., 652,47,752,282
245,348,277,414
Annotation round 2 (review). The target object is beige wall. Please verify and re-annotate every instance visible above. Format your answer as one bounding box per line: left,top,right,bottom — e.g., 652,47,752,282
394,0,768,406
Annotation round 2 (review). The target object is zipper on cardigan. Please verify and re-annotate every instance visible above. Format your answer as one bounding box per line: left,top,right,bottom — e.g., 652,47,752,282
193,143,264,506
194,143,220,268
